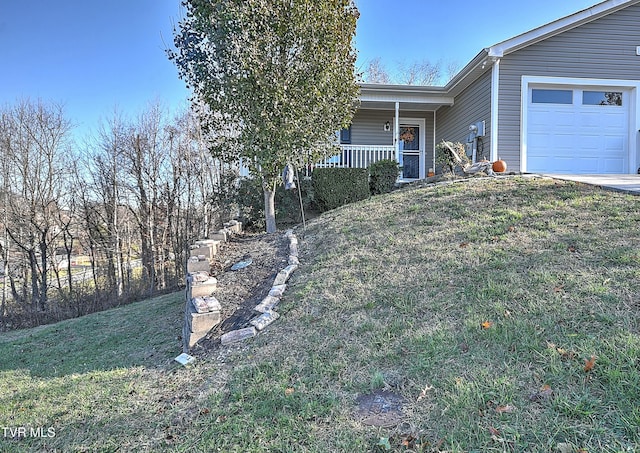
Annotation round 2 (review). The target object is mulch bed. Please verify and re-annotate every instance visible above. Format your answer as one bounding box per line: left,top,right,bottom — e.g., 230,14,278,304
194,231,289,351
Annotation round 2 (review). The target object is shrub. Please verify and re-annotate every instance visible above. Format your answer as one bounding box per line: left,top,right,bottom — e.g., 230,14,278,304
236,176,315,230
312,167,370,212
369,159,400,195
276,176,315,225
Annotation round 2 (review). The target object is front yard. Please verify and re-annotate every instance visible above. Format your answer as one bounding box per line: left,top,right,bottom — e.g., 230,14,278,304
1,176,639,452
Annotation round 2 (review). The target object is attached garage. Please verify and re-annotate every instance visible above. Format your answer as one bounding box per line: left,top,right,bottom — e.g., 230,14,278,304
525,85,630,174
521,77,638,175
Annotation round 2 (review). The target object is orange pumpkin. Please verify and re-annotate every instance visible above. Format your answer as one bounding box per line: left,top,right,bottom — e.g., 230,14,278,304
492,159,507,173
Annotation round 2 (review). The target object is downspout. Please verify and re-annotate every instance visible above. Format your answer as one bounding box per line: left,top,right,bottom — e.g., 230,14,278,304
490,58,501,162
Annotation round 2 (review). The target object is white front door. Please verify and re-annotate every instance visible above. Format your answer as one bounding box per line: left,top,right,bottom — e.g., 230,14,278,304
398,118,425,179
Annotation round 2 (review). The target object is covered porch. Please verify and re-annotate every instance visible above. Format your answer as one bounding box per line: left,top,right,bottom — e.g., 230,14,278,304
315,84,454,181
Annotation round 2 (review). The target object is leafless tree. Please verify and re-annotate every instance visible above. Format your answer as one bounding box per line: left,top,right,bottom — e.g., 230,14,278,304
0,99,72,316
364,57,392,84
362,57,461,86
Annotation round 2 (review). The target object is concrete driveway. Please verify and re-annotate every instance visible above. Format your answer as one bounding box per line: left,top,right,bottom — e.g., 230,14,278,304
542,174,640,195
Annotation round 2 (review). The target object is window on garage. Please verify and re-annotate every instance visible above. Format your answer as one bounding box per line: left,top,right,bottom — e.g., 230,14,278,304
582,91,623,106
532,89,573,104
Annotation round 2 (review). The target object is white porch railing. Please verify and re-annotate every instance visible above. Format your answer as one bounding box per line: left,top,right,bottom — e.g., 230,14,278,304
314,145,396,169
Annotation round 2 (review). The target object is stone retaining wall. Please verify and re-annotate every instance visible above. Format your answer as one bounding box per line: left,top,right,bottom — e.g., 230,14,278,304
182,220,243,352
182,221,299,352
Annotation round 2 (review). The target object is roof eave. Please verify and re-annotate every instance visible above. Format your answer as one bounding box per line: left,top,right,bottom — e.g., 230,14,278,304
442,49,492,97
488,0,640,57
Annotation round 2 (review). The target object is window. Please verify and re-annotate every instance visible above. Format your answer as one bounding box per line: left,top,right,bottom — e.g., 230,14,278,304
582,91,623,106
532,89,573,104
339,126,351,144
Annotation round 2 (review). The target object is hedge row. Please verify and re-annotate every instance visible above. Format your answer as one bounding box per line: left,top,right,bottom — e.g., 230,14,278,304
312,167,370,212
237,160,401,229
313,159,400,212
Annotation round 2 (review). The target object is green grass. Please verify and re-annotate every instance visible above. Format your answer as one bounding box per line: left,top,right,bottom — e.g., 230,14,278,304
2,176,640,452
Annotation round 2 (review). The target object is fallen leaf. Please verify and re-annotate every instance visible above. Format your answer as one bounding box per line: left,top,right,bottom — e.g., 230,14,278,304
547,341,576,360
559,347,576,360
540,384,553,398
400,434,416,448
285,387,295,396
508,225,516,232
554,285,564,293
496,404,516,414
529,384,554,402
584,355,597,372
488,426,500,437
459,242,470,248
568,245,577,253
417,384,434,401
481,321,494,329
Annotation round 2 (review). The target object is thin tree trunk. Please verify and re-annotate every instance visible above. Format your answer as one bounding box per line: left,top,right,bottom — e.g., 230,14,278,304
264,182,277,234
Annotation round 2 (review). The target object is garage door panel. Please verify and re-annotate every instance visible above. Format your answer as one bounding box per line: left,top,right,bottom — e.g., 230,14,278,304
526,86,629,174
579,112,605,128
529,108,575,127
576,134,604,155
555,157,586,172
601,158,625,173
554,133,578,151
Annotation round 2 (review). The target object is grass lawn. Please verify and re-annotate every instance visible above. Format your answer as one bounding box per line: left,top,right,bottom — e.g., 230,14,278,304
1,176,639,452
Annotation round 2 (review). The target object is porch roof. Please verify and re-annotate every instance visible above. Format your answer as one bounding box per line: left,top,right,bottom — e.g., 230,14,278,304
359,83,454,112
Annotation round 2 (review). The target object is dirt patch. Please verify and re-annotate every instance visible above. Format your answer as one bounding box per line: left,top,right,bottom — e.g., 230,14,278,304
355,390,406,427
193,231,289,351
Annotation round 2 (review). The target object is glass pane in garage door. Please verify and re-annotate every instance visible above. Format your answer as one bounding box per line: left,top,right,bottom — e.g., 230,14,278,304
582,91,623,106
532,89,573,104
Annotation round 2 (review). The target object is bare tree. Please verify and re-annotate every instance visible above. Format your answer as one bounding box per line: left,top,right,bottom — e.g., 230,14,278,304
362,57,461,86
1,99,72,316
364,57,392,84
83,111,130,298
397,59,442,86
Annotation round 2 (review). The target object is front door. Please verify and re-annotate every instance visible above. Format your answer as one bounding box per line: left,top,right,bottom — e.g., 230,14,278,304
399,123,422,179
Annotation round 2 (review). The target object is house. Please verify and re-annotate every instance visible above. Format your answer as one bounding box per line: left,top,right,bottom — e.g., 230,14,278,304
330,0,640,179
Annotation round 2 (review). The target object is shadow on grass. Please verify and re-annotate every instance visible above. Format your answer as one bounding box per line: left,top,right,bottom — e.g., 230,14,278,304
0,291,185,378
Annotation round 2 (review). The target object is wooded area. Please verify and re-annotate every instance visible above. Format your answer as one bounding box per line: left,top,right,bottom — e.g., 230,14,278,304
0,99,238,329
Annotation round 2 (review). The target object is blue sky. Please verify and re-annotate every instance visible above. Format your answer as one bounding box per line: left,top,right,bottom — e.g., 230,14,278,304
0,0,601,140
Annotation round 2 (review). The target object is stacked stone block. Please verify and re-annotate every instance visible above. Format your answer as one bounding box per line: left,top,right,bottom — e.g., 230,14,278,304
182,220,243,352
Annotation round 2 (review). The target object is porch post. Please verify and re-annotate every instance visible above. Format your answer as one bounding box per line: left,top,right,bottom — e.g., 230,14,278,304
394,102,400,165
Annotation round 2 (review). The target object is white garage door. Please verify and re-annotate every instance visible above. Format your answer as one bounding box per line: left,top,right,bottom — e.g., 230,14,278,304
527,87,629,174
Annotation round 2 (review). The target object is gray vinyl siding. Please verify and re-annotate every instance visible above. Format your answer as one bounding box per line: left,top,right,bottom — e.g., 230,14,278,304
349,110,394,146
422,111,436,171
436,69,492,161
498,3,640,170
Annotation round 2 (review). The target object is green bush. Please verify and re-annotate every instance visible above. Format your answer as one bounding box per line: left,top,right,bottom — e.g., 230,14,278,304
312,167,370,212
236,177,315,230
369,159,400,195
